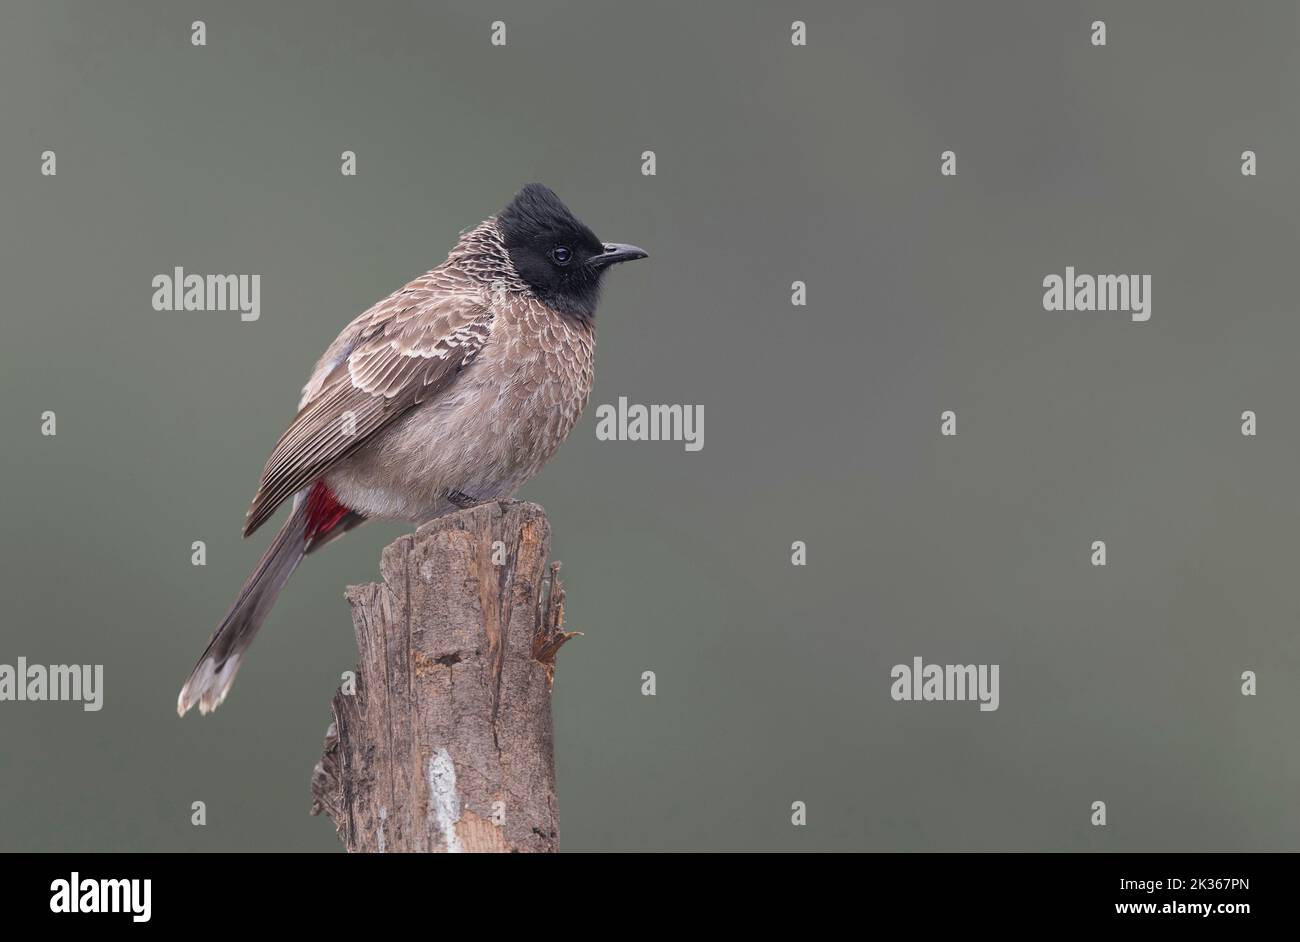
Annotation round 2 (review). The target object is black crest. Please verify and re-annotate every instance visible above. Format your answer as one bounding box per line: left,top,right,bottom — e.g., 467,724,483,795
498,184,609,322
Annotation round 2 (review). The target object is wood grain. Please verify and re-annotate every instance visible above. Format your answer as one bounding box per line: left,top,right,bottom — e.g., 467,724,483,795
310,500,577,852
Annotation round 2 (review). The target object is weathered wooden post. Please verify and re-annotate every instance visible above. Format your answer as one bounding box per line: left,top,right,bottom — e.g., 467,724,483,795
310,500,577,852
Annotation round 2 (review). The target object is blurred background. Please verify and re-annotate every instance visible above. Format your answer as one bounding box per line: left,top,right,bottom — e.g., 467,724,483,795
0,0,1296,851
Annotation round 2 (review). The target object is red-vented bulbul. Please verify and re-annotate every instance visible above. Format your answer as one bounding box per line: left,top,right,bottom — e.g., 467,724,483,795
177,184,646,715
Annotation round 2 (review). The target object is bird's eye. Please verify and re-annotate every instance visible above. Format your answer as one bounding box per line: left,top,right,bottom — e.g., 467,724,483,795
551,245,572,266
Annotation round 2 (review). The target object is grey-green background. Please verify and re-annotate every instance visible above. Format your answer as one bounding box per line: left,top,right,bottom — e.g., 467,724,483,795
1,0,1296,852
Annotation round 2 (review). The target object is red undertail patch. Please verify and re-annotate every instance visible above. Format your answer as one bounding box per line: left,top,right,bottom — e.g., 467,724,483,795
304,481,350,540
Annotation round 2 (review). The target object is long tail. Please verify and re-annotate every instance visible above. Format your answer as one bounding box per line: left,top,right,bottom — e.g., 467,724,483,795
178,481,363,716
177,494,312,716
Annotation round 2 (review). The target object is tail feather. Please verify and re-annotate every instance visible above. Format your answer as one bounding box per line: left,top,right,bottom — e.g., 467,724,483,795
177,497,311,716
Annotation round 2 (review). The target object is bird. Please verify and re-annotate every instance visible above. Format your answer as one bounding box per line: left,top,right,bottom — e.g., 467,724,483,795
177,184,647,716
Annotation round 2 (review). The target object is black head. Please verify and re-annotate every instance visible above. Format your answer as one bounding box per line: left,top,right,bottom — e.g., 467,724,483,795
498,184,647,323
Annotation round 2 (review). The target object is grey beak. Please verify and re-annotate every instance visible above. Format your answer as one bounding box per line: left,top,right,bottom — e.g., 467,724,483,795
591,242,649,269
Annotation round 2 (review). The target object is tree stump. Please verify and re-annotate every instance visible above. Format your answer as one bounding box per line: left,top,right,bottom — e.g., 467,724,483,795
309,500,578,852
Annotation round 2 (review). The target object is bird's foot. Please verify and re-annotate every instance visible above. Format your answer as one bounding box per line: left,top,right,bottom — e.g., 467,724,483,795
446,489,482,509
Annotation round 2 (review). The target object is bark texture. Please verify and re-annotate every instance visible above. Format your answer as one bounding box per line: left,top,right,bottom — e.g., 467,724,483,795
310,500,577,852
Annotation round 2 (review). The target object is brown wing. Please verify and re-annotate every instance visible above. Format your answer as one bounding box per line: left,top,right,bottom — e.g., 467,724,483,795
242,279,494,536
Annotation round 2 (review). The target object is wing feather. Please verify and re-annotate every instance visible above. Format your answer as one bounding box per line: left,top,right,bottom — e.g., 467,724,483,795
242,280,493,537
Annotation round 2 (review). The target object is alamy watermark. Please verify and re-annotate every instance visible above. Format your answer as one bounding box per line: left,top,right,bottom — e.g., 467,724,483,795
1042,267,1151,322
594,397,703,451
0,658,103,711
152,267,261,321
50,873,150,922
890,656,999,712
